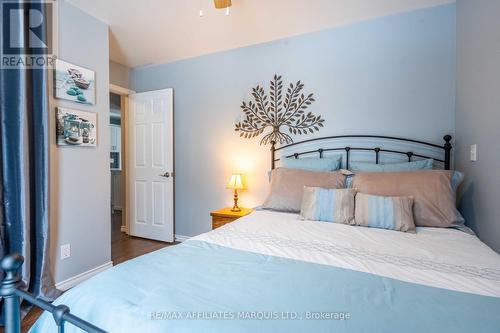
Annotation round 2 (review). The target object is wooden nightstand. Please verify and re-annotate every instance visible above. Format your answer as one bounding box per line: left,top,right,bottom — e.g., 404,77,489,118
210,207,253,229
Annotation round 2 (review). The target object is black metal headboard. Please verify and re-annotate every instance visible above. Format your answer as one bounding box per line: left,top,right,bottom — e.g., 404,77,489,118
270,134,452,170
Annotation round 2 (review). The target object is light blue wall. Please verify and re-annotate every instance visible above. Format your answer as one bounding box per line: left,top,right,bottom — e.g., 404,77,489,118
456,0,500,253
132,4,456,237
50,0,111,283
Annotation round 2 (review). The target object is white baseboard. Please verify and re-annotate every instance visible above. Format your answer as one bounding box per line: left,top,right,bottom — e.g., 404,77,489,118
174,234,190,242
55,261,113,291
120,225,126,233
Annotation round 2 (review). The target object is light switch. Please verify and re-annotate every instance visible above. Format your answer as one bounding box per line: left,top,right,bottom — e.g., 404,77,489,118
470,144,477,161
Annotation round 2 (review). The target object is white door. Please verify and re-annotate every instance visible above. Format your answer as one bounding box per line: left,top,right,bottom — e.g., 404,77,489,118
128,89,174,242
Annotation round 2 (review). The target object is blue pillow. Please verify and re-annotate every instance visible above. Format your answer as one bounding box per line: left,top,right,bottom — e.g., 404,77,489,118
281,156,342,171
450,170,464,191
349,159,434,173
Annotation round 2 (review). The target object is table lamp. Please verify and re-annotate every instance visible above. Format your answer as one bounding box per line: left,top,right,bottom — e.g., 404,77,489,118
226,173,244,212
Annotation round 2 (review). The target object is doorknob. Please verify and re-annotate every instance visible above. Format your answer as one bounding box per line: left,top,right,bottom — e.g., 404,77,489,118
159,172,170,178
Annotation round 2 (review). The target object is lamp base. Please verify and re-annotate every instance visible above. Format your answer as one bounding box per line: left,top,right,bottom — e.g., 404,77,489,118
231,189,241,212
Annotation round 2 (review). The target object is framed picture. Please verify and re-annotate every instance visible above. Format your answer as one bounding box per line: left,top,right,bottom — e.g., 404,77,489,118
56,107,97,147
54,59,95,105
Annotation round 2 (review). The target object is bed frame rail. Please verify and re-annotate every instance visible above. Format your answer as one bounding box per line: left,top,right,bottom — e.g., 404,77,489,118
270,134,452,170
0,253,107,333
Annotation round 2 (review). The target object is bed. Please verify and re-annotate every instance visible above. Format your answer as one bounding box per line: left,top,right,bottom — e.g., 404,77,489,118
30,210,500,332
25,134,500,332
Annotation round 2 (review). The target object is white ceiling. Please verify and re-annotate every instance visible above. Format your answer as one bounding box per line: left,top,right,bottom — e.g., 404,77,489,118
67,0,454,68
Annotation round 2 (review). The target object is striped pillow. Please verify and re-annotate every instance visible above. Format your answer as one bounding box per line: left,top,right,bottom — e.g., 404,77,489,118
300,187,355,224
354,193,416,232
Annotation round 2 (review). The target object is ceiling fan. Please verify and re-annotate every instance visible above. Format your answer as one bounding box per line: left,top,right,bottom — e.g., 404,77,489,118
200,0,232,16
213,0,232,9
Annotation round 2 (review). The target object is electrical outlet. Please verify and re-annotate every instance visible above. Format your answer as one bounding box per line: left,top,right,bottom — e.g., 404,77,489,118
60,244,71,260
470,144,477,162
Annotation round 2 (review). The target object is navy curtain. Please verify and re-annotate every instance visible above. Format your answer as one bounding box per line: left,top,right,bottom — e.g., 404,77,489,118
0,0,58,306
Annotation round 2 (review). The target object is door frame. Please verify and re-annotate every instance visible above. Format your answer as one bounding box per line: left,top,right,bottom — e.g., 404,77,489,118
109,84,135,234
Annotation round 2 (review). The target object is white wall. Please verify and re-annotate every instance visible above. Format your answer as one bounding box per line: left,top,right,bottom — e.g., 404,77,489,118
132,4,456,237
50,0,111,284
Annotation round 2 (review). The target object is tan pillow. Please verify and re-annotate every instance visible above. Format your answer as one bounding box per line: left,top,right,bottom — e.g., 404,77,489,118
263,168,346,212
352,170,464,228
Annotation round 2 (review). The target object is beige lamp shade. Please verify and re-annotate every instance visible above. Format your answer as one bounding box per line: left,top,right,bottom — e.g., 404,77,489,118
214,0,232,9
226,173,244,190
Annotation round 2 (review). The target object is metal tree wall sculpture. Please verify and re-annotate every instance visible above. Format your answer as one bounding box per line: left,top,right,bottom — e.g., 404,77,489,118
235,75,324,145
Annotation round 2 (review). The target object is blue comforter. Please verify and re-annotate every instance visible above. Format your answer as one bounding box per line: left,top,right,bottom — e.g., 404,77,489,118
30,240,500,333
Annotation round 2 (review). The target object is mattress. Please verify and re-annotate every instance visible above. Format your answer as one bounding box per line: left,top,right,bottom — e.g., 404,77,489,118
30,210,500,332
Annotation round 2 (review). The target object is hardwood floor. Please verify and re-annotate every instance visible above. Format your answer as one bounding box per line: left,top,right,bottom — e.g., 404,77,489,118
111,210,174,264
1,211,175,333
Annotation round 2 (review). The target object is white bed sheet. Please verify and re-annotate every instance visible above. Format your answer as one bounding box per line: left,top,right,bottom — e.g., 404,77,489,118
194,210,500,297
